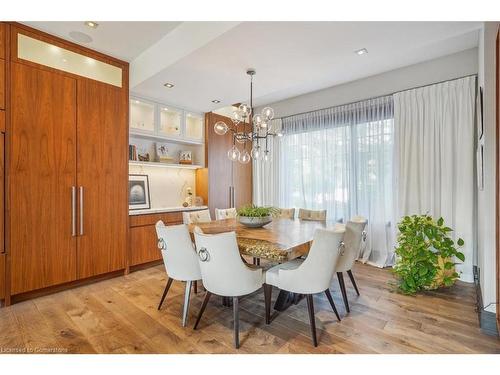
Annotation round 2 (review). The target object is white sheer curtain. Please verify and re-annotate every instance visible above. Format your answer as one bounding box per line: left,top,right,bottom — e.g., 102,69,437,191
393,76,476,282
253,119,282,206
278,96,395,267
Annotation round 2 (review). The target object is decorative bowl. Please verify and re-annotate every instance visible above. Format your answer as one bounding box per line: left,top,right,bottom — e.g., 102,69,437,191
238,215,272,228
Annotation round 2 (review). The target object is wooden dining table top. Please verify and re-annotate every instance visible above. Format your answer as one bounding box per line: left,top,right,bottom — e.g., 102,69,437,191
188,218,345,263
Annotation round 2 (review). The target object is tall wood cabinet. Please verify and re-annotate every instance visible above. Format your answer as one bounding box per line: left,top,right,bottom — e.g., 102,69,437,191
205,112,252,217
0,22,7,302
6,24,129,297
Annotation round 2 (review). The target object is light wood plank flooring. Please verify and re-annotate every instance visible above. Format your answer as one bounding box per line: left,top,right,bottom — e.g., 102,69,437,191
0,263,498,354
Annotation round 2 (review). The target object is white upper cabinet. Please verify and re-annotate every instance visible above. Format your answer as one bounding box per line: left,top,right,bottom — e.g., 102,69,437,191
185,112,204,141
130,96,204,144
130,98,155,133
159,106,182,138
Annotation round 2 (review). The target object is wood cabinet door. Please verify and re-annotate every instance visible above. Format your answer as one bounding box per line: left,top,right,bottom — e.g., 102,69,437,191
206,112,233,217
233,148,252,209
76,79,128,279
10,62,77,294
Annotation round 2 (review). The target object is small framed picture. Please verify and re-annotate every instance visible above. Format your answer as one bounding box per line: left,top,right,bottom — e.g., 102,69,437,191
129,174,151,210
179,150,193,165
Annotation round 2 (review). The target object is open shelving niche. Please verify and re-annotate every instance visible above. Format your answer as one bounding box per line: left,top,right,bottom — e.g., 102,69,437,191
128,94,205,169
129,131,205,170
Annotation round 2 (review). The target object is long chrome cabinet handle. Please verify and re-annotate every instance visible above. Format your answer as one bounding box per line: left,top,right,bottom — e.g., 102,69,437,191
79,186,84,235
71,186,76,236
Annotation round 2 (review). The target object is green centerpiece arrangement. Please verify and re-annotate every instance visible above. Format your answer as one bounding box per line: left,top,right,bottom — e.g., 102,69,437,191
237,205,279,228
392,214,465,295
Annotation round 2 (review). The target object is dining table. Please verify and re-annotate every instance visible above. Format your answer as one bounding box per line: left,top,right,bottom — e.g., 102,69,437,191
188,217,345,311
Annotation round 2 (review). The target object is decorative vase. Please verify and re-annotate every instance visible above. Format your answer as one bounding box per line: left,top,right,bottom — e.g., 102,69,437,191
238,215,272,228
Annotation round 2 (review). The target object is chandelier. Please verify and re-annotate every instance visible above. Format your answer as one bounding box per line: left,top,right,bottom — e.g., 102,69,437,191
213,69,282,164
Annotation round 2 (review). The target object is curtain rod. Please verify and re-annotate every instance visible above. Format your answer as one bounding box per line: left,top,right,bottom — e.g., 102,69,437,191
277,74,477,121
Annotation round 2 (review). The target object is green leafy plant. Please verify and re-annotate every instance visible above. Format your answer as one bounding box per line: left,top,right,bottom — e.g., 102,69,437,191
237,205,279,218
392,215,465,295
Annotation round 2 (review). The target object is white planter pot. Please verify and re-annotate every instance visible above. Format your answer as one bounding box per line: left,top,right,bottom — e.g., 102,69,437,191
238,215,272,228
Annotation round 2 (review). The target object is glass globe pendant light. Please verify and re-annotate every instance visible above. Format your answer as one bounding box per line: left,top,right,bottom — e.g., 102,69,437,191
213,68,277,164
250,145,261,160
228,145,240,161
262,106,274,121
214,121,228,135
239,149,251,164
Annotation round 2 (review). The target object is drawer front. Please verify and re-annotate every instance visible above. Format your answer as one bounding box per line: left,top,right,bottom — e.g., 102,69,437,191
130,211,185,227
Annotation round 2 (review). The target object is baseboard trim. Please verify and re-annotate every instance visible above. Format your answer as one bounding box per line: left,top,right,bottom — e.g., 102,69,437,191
473,265,499,337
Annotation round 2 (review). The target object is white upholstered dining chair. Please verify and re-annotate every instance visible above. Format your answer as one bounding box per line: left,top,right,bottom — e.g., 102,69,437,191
215,207,237,220
264,228,344,347
192,230,267,349
155,221,202,327
278,208,295,219
182,209,212,224
334,217,367,313
298,208,327,221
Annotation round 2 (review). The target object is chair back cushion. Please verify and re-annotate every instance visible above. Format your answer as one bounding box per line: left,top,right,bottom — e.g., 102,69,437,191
155,221,201,281
277,228,343,294
335,219,367,272
279,208,295,219
194,231,263,297
298,208,327,221
215,207,237,220
182,209,212,224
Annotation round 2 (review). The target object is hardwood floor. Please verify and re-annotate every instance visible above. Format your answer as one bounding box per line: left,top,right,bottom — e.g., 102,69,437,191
0,263,498,354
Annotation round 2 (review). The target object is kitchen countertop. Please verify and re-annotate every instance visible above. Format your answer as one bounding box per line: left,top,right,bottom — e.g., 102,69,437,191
129,206,208,216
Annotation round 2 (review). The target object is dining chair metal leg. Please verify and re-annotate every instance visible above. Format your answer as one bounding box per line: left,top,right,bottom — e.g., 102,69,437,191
306,294,318,347
337,272,350,313
324,289,341,322
157,277,173,310
263,284,272,324
233,297,240,349
347,270,360,296
193,291,212,330
182,281,193,327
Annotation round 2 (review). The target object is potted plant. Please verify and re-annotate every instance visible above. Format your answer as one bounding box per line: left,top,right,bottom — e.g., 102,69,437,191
392,214,465,295
237,205,279,228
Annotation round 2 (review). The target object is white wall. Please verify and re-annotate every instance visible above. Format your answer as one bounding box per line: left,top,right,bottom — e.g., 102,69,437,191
257,48,478,118
477,22,499,314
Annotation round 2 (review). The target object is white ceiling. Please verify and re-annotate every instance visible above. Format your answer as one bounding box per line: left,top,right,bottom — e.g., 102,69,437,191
23,21,482,112
22,21,181,61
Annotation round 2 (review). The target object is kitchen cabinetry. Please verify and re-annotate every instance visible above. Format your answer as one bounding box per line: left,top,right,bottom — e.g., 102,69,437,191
10,62,78,294
8,24,128,296
129,210,195,266
130,96,204,144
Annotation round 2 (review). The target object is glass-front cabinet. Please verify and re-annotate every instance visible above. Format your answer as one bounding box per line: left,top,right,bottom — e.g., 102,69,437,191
130,98,155,133
130,96,204,144
185,112,204,141
159,106,182,138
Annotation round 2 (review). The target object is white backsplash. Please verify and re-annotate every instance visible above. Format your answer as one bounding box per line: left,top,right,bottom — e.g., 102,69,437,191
129,164,196,208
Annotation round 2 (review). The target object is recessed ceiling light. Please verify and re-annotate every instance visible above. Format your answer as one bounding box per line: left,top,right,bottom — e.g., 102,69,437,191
164,83,174,88
355,48,368,55
212,99,221,104
84,21,99,29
